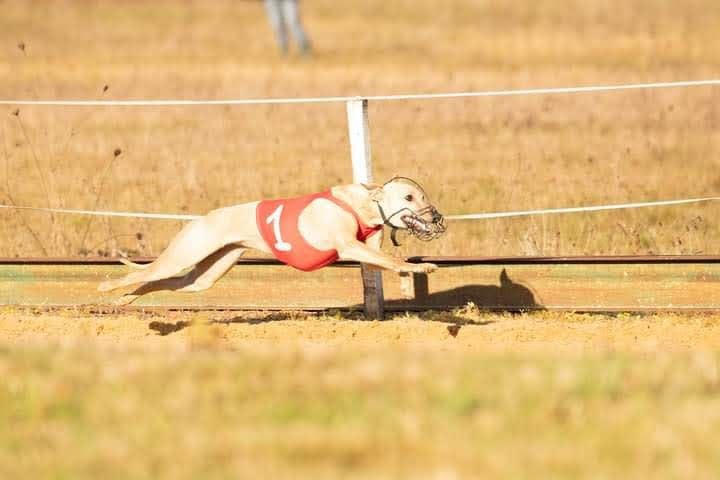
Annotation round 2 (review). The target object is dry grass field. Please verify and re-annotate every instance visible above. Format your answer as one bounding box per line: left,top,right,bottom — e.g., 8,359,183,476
2,1,720,478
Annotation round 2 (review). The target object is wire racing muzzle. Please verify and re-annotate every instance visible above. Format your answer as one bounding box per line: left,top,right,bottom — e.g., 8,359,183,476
400,205,447,241
379,203,447,246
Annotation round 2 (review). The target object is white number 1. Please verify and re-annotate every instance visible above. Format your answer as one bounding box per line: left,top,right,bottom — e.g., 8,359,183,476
266,205,292,252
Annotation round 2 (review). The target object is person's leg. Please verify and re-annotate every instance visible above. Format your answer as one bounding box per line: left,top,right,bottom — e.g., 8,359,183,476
264,0,289,54
281,0,311,54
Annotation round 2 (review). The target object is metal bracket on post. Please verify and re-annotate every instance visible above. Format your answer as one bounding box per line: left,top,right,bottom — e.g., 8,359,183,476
346,98,384,320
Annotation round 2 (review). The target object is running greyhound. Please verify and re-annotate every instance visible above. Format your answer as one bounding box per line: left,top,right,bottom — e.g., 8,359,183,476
99,177,446,304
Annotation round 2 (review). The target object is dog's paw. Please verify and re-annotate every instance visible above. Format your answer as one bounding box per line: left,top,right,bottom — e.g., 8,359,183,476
400,262,438,274
416,262,438,273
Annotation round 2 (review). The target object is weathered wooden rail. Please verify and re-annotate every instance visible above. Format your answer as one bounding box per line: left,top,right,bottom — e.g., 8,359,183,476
1,256,719,312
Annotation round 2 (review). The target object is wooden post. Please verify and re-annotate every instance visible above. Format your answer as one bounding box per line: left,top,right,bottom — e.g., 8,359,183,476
346,98,384,319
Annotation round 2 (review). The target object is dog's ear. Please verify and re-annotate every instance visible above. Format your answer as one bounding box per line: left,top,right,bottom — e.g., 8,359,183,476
362,183,383,197
368,185,384,202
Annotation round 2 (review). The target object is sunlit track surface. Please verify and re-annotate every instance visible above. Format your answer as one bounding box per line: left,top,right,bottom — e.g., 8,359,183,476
1,256,719,312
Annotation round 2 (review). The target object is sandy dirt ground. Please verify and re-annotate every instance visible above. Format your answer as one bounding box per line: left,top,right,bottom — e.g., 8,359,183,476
3,308,720,354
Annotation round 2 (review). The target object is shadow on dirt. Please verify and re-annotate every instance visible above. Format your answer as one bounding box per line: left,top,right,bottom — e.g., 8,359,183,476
381,268,542,312
213,311,322,325
147,311,496,338
148,311,324,335
147,269,541,336
149,320,192,336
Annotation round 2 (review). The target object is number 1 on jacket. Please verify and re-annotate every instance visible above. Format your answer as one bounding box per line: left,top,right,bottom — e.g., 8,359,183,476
266,204,292,251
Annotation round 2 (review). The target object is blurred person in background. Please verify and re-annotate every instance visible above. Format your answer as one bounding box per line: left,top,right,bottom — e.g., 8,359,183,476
264,0,312,55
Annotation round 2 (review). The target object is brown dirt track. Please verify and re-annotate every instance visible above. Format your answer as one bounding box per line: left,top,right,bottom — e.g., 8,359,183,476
3,308,720,353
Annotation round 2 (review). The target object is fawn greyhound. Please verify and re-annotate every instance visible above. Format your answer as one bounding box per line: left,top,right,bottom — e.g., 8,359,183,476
99,176,446,304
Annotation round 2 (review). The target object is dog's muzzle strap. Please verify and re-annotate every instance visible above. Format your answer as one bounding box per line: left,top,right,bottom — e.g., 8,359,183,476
376,202,403,246
389,227,401,247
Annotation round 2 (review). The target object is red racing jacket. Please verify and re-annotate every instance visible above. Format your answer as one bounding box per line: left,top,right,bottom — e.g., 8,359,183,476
256,190,382,271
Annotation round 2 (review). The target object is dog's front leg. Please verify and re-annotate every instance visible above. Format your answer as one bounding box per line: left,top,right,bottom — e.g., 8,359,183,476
359,230,386,274
337,239,437,274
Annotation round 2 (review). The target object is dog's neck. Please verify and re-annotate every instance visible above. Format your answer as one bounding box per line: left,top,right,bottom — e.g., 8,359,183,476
330,184,384,227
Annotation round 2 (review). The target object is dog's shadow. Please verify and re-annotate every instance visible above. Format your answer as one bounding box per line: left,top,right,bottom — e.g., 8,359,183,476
147,309,493,338
148,311,306,336
147,269,542,336
384,268,543,312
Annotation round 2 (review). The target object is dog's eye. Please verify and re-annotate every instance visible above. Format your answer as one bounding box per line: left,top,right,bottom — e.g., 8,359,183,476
404,194,413,202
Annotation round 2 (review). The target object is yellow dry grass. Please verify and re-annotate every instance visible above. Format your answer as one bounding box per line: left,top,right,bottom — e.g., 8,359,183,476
1,0,720,258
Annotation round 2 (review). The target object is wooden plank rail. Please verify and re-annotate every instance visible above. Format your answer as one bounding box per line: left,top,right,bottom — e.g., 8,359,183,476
1,256,720,312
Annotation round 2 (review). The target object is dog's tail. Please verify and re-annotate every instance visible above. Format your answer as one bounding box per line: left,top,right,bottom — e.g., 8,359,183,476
118,257,149,269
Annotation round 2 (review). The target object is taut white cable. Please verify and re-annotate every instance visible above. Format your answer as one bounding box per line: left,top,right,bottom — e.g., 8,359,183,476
0,204,200,220
2,196,720,222
445,197,720,220
0,80,718,106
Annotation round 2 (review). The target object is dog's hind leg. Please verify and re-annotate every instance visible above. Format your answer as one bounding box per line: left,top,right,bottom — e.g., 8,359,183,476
112,245,246,305
98,214,236,292
173,245,246,292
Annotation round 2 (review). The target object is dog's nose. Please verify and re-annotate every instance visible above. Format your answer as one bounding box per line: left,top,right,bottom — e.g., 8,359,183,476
431,208,443,223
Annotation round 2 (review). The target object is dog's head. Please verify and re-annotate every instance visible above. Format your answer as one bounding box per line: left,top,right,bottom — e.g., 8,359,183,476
371,176,447,242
